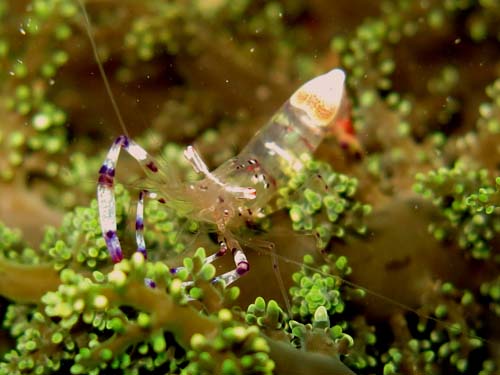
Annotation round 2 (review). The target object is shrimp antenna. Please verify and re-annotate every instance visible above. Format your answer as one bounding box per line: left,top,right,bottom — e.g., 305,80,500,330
77,0,129,137
265,249,490,344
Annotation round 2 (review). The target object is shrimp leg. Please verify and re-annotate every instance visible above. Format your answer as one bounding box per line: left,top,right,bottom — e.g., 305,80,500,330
134,190,149,259
97,135,163,262
211,237,250,286
184,145,257,200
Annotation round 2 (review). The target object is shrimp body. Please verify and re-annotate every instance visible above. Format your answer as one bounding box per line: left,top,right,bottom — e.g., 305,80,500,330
189,69,346,224
97,68,346,285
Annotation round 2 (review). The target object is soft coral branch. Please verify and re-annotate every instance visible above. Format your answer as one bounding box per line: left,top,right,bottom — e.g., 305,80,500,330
0,258,59,303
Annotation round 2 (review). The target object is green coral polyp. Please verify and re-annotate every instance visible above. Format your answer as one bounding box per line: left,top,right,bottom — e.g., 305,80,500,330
415,165,500,259
185,310,275,375
277,158,370,249
290,257,347,319
246,297,287,331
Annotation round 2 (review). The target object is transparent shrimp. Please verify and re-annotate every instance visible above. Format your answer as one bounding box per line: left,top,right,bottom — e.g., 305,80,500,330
96,69,347,287
206,68,346,212
78,1,347,288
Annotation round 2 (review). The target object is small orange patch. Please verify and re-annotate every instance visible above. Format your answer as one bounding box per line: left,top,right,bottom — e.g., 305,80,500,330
307,94,335,122
292,89,336,125
293,90,309,105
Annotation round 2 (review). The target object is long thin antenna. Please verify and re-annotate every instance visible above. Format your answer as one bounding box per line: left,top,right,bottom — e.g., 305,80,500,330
263,249,490,344
77,0,129,137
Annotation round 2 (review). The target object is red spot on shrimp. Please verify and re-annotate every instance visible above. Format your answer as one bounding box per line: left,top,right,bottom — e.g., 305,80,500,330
336,117,355,136
236,261,250,275
98,174,114,187
245,159,260,172
331,110,363,156
146,161,158,172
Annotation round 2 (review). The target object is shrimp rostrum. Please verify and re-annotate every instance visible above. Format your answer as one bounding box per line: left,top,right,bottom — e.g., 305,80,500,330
97,68,346,287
